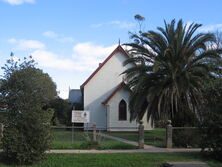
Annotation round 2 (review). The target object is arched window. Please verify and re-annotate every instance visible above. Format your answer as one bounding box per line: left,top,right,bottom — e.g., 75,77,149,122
119,99,127,120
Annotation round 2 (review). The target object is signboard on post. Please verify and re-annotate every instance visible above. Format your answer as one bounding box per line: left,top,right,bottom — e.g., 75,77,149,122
71,110,90,123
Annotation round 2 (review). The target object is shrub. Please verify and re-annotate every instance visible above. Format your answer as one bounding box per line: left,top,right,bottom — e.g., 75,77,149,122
172,109,201,147
154,120,168,128
200,109,222,161
172,128,201,148
0,56,56,165
200,78,222,161
2,108,52,164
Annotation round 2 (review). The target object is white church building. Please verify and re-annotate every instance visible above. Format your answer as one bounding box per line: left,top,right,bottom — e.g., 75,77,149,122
69,45,152,131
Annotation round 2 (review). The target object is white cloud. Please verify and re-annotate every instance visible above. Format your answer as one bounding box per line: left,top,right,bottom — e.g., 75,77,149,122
43,31,58,38
43,31,74,43
91,20,136,29
31,42,117,72
58,37,74,43
18,40,45,50
31,50,77,70
72,42,117,71
73,42,116,57
8,38,45,50
8,38,17,43
199,24,222,32
2,0,35,5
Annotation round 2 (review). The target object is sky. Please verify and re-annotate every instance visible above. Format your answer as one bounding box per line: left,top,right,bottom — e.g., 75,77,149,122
0,0,222,99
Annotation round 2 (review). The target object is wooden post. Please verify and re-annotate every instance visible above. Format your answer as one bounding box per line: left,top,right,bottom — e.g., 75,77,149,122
93,123,96,142
166,120,172,148
0,123,3,141
138,120,144,149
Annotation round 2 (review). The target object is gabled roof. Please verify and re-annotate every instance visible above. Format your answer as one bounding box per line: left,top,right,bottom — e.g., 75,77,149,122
102,82,131,105
68,89,82,104
80,45,130,89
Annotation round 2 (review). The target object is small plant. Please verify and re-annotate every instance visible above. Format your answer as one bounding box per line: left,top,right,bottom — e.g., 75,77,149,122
81,131,105,149
81,132,98,149
96,131,105,144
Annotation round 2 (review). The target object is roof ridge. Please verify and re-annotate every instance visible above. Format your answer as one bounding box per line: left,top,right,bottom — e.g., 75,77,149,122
102,81,130,105
80,45,130,89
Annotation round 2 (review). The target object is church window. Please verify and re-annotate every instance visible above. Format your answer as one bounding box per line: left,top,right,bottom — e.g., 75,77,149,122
119,99,127,120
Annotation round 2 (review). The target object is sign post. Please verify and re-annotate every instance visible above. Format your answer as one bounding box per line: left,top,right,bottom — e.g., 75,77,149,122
72,110,90,123
72,122,74,143
71,110,90,143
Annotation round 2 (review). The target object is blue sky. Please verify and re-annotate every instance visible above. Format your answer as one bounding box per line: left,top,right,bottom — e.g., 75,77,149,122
0,0,222,98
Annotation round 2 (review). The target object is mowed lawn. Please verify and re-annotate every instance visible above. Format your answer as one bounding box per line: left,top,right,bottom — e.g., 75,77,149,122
0,153,221,167
51,129,137,149
107,128,166,147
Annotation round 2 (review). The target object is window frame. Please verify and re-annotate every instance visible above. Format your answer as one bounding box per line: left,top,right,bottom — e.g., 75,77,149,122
118,99,127,121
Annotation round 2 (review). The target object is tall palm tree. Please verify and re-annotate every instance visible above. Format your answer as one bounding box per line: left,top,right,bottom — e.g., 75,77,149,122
123,19,222,124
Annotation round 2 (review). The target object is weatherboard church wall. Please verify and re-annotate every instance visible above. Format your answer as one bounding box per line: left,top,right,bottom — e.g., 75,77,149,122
107,87,152,131
106,87,138,131
83,47,153,131
84,51,132,128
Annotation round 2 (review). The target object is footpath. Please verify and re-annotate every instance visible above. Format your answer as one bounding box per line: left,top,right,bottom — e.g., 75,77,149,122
99,132,156,149
46,148,201,154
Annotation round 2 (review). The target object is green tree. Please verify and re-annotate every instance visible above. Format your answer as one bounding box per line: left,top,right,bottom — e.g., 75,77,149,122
48,98,73,125
0,55,57,164
198,31,222,161
200,78,222,161
123,19,222,124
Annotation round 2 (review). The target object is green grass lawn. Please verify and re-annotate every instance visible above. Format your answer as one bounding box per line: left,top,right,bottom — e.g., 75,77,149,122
51,129,137,149
0,152,221,167
107,128,166,147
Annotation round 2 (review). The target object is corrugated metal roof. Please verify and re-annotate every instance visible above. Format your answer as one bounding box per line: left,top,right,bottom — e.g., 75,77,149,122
68,89,82,104
102,82,131,105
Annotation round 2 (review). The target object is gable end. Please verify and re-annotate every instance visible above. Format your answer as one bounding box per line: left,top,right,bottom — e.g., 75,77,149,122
80,45,130,89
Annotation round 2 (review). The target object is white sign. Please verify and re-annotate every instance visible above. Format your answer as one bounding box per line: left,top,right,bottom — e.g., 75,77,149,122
71,110,90,123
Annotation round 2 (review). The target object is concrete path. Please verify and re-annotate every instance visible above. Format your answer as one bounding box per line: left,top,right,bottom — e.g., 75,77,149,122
45,148,201,154
166,162,209,167
99,132,156,149
0,148,201,154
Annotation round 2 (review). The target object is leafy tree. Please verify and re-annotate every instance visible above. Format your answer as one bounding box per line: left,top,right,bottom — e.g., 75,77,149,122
0,55,57,164
123,19,222,124
134,14,145,32
48,98,73,125
199,76,222,161
198,31,222,161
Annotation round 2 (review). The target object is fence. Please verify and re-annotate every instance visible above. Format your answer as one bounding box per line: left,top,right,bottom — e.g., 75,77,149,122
51,122,145,149
51,125,96,149
104,121,166,148
0,122,145,149
166,121,202,148
0,122,165,149
1,121,203,149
